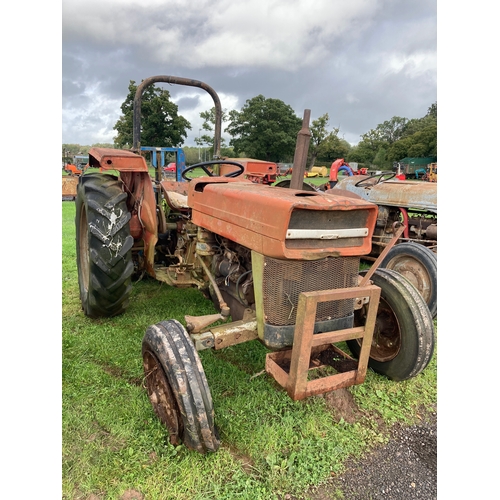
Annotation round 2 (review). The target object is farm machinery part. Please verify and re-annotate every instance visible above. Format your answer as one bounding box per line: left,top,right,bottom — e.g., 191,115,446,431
63,155,90,200
64,162,83,176
328,159,369,189
424,163,437,183
62,162,83,201
62,176,79,201
329,173,437,317
220,158,278,184
140,146,187,181
75,75,435,453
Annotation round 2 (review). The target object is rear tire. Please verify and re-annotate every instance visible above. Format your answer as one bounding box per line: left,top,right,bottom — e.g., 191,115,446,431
142,320,220,453
75,173,134,318
348,268,435,381
380,242,437,318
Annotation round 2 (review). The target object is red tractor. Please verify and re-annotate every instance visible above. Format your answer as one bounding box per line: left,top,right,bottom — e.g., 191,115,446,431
75,75,435,453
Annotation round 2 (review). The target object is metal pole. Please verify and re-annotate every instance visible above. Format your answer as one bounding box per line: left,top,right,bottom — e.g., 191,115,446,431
289,110,312,190
133,75,222,159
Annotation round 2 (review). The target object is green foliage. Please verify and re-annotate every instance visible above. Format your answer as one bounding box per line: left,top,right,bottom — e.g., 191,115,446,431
197,107,229,150
307,114,351,169
372,146,389,169
426,102,437,120
226,95,302,162
347,141,374,164
316,136,351,165
387,124,437,162
347,104,437,165
113,80,191,149
64,101,436,171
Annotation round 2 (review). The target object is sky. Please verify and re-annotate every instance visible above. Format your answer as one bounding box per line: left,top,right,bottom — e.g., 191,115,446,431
61,0,437,148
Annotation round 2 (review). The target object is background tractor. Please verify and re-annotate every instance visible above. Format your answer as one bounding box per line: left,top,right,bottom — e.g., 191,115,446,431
329,173,437,318
75,75,435,454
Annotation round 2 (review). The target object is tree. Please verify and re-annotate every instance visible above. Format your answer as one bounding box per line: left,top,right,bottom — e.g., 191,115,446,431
308,114,339,168
113,80,191,148
373,146,389,168
196,107,229,152
387,124,437,162
376,116,408,144
350,106,437,166
426,102,437,120
355,116,408,163
226,95,302,162
347,142,375,164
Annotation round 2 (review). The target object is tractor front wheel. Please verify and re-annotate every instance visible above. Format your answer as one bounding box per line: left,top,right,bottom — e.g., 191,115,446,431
75,173,134,318
348,268,435,381
142,320,220,454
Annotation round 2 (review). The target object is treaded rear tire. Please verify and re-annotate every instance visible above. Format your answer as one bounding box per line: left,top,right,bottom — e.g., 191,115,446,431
142,320,220,453
348,268,435,381
75,173,134,318
380,242,437,318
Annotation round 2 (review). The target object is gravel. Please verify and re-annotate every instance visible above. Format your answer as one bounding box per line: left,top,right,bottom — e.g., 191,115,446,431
326,411,437,500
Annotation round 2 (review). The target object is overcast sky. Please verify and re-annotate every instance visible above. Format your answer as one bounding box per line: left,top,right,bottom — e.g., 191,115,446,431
62,0,437,148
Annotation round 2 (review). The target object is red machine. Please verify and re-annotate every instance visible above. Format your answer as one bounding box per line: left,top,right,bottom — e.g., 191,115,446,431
75,75,435,454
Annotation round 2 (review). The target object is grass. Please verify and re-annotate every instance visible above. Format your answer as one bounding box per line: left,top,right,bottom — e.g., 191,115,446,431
62,201,437,500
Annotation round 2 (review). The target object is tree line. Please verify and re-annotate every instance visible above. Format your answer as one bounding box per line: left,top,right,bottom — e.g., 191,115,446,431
63,80,437,170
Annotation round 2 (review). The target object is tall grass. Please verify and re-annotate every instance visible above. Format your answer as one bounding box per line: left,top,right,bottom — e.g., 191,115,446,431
62,201,436,500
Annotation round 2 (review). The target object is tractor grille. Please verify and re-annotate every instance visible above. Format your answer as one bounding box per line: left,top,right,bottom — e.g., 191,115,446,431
262,256,359,326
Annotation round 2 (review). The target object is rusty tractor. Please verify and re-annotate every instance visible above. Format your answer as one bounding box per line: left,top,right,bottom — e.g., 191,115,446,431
328,174,437,318
75,75,435,454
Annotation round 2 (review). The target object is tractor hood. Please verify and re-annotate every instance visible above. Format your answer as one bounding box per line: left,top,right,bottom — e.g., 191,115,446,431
188,178,378,260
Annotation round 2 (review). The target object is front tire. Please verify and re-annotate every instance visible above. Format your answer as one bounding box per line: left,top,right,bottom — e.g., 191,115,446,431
142,320,220,453
75,173,134,318
348,268,435,381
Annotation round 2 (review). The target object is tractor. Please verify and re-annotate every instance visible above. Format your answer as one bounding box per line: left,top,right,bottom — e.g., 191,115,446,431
269,167,437,319
329,173,437,318
75,75,435,454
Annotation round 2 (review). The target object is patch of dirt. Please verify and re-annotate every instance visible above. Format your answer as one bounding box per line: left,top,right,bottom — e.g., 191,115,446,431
100,363,142,386
223,443,256,475
321,388,364,424
86,421,125,452
120,490,144,500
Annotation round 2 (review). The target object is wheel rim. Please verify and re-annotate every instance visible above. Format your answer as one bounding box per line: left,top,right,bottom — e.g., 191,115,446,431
356,297,402,362
78,205,90,293
143,350,183,445
384,255,432,305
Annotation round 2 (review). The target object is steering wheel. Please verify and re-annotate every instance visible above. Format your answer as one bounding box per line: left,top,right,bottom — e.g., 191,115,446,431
181,160,245,181
355,172,396,187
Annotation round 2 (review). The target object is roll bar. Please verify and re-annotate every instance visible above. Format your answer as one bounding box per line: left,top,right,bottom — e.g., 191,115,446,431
133,75,222,159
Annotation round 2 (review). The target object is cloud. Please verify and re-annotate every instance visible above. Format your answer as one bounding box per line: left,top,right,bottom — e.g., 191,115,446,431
62,0,436,147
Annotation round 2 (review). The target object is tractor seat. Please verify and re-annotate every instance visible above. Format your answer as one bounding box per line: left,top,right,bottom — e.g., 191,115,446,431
163,189,189,211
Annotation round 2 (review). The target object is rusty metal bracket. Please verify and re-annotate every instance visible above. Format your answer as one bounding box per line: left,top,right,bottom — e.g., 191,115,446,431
359,224,405,287
190,316,258,351
265,284,381,400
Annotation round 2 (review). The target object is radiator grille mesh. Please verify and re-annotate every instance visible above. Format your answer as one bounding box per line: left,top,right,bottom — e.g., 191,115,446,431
262,256,360,326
